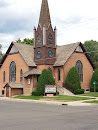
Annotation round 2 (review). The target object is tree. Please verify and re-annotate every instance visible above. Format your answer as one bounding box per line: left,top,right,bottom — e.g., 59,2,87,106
0,44,4,62
16,38,34,45
33,69,55,96
65,67,81,93
90,69,98,92
84,40,98,63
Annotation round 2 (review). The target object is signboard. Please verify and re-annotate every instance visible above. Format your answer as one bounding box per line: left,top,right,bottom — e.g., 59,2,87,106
27,79,30,85
45,85,56,94
46,94,54,97
93,81,97,85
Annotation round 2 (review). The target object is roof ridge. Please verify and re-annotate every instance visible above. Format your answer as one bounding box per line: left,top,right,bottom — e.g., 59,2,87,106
57,42,81,47
13,42,34,47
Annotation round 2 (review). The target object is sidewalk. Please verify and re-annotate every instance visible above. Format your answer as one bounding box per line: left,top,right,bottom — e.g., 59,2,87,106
0,96,97,106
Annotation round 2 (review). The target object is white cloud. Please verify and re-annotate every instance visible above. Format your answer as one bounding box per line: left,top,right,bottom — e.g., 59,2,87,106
0,0,98,53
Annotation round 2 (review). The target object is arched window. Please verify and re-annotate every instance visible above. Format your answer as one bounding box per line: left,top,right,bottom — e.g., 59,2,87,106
20,69,23,82
3,71,5,82
76,60,83,82
9,61,16,82
48,33,53,45
58,68,60,81
48,67,52,74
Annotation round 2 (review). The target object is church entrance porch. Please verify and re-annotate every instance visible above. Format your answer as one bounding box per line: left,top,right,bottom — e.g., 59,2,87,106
4,83,23,97
23,69,42,95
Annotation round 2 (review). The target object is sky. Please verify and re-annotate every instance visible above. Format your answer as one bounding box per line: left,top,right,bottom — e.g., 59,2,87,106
0,0,98,53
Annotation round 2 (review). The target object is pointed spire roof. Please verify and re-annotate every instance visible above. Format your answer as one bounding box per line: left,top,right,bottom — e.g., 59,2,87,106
39,0,51,29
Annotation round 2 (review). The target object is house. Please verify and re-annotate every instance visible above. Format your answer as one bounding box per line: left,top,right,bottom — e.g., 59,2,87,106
0,0,94,97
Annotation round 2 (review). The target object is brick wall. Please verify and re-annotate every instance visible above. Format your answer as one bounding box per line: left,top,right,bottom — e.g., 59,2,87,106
11,88,23,96
53,52,93,90
0,53,29,95
63,52,93,90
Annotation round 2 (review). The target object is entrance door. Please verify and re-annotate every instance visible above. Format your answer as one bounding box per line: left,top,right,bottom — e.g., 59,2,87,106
6,87,9,97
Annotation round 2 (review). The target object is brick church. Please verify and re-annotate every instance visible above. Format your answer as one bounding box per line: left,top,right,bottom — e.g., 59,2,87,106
0,0,94,97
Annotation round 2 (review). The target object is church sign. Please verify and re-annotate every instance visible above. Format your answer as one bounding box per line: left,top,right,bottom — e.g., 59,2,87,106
45,85,57,97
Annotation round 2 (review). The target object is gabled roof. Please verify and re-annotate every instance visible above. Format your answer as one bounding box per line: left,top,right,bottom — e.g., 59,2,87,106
0,42,36,68
39,0,51,29
23,69,42,77
54,42,95,69
4,83,23,89
54,42,80,66
0,42,94,69
13,42,36,67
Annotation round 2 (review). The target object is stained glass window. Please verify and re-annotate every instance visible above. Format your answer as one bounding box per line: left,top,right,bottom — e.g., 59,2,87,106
76,60,83,82
9,61,16,82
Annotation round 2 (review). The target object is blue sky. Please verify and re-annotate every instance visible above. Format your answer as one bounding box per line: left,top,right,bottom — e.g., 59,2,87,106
0,0,98,53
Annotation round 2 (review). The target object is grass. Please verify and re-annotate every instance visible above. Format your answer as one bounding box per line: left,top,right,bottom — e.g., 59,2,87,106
14,96,43,100
85,100,98,104
14,95,94,102
81,92,98,97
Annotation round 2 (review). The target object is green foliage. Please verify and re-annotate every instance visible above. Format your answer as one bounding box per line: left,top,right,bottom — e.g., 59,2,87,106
84,40,98,63
90,69,98,91
33,69,55,96
0,44,4,62
90,87,98,92
94,62,98,69
16,38,34,45
32,91,41,96
74,89,84,95
65,67,81,93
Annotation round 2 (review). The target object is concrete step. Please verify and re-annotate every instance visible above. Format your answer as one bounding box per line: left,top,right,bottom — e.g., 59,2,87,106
57,87,74,96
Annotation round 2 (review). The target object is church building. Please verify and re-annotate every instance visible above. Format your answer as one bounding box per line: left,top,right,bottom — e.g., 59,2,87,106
0,0,94,97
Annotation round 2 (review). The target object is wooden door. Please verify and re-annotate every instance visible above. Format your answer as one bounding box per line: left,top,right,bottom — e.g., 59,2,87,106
6,87,9,97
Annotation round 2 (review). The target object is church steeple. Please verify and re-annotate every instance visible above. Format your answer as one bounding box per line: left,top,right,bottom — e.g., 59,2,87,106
39,0,51,29
34,0,56,65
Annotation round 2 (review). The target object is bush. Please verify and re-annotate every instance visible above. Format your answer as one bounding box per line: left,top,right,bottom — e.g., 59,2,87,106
65,67,81,93
74,89,84,95
90,69,98,92
34,69,55,96
32,91,41,96
90,87,98,92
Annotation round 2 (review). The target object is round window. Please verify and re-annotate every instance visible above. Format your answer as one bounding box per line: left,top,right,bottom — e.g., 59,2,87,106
48,50,53,58
36,51,41,58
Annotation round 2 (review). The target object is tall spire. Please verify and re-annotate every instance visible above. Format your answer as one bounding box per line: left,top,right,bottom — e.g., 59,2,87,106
39,0,51,29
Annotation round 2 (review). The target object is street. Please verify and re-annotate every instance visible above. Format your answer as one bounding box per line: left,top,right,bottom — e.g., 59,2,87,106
0,100,98,130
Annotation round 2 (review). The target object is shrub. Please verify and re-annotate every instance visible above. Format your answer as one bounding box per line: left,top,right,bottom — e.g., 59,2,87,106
65,67,81,93
90,87,98,92
74,89,84,95
35,69,55,96
90,69,98,92
32,91,41,96
90,69,98,87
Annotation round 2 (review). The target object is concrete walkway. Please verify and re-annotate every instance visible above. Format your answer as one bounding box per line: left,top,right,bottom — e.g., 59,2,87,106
0,96,97,106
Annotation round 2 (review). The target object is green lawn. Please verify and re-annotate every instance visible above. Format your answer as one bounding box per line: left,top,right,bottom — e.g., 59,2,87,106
14,96,43,100
81,92,98,97
14,95,94,102
85,100,98,104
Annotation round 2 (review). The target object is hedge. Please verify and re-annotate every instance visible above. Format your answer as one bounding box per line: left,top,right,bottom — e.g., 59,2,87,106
90,87,98,92
74,89,84,95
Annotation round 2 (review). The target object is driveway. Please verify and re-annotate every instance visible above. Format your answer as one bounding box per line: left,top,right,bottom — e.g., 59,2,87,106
0,100,98,130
